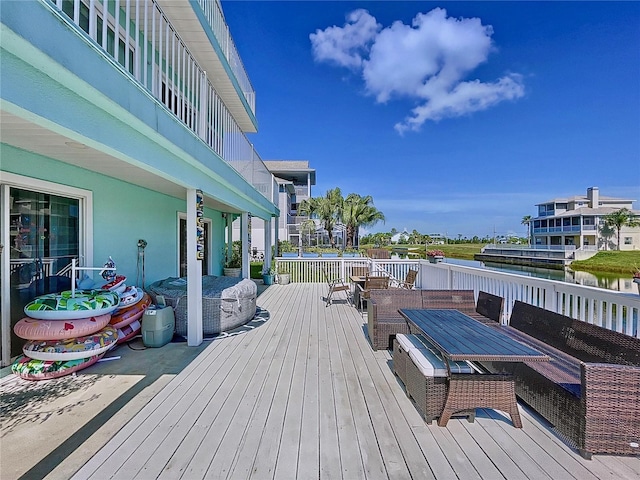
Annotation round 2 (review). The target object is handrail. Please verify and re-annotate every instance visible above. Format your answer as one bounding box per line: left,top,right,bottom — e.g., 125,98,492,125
419,260,639,338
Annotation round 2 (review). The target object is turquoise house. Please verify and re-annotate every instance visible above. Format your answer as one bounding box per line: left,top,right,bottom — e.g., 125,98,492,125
0,0,279,365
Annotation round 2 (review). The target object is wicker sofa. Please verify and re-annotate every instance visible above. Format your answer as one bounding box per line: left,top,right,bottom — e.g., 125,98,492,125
367,289,502,350
482,301,640,458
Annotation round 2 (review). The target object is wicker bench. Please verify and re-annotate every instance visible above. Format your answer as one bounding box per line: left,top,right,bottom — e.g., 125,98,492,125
393,334,475,424
482,301,640,458
368,289,502,350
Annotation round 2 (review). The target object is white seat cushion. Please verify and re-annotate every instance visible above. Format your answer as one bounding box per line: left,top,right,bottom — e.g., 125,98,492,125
408,339,474,377
409,347,449,377
396,333,428,352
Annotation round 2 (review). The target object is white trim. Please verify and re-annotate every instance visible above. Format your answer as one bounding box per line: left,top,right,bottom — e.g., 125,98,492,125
0,172,93,366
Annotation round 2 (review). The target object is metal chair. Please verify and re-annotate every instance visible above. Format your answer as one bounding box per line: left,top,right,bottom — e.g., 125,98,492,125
323,269,351,306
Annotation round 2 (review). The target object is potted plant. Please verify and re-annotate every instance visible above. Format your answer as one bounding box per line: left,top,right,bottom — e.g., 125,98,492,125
426,249,445,263
277,263,291,285
223,242,242,277
262,265,275,285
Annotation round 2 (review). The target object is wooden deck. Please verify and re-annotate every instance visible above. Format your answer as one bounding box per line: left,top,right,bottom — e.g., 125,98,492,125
73,283,639,479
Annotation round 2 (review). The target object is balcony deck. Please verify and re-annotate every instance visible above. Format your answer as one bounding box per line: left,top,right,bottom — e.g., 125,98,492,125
9,283,639,479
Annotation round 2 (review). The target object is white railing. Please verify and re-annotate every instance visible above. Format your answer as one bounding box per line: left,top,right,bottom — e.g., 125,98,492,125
194,0,255,113
274,257,639,339
49,0,273,202
483,244,576,251
275,257,421,287
420,261,639,338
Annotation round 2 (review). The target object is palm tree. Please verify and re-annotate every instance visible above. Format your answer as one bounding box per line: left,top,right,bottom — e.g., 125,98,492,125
603,208,640,250
342,194,385,248
521,215,532,246
300,218,316,247
298,188,343,247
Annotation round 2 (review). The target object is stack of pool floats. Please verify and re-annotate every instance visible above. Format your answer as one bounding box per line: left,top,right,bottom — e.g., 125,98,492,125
11,260,152,380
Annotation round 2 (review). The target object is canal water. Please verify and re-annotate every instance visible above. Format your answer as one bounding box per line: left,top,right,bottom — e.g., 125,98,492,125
442,258,638,294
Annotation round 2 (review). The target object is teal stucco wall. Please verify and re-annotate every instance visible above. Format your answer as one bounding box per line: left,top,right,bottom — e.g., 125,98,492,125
2,144,225,285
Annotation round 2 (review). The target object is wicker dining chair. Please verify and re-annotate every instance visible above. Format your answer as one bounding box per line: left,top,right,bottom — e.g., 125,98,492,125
323,269,351,306
350,266,369,277
357,275,390,311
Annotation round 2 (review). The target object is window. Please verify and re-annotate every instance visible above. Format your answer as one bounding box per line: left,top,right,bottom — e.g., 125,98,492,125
624,237,632,245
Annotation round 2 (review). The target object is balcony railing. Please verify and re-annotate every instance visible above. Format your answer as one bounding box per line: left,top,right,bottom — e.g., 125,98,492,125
50,0,272,202
274,257,639,339
194,0,255,113
484,244,576,251
533,226,592,234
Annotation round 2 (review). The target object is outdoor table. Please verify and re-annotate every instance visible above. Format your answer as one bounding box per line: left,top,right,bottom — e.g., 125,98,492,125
399,308,549,428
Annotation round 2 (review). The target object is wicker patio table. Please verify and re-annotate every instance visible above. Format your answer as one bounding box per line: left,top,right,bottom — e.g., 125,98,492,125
399,309,549,428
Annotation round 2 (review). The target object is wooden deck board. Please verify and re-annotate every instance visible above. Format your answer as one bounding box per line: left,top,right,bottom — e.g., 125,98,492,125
316,284,343,480
73,283,640,480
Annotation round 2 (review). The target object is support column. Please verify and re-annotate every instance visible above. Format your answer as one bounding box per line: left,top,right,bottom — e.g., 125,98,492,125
264,217,272,272
241,212,249,279
274,215,280,257
186,189,203,346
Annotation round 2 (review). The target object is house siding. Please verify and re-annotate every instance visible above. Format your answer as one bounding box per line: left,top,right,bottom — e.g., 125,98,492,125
2,144,226,282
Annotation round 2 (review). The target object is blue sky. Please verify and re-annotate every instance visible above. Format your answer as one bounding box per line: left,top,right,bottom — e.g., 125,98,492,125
222,1,640,239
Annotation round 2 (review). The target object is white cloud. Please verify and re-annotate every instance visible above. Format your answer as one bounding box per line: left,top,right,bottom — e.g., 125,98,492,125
310,8,525,132
309,9,380,70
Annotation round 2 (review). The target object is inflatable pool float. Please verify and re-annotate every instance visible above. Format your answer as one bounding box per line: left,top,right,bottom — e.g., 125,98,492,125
11,354,103,381
14,314,111,340
116,287,143,311
116,320,141,344
24,289,120,320
110,292,151,329
111,283,127,295
102,275,126,291
22,326,117,361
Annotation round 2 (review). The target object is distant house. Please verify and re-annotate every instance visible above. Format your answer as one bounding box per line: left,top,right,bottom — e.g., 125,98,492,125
1,0,279,362
532,187,639,250
391,229,410,243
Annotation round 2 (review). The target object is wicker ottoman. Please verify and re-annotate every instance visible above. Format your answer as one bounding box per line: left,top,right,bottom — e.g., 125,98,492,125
403,335,475,424
393,334,434,388
393,337,411,387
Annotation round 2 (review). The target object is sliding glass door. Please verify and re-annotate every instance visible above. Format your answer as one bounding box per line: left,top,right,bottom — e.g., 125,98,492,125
7,188,80,358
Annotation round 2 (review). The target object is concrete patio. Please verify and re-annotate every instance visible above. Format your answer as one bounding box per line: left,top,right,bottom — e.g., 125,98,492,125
1,283,639,479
